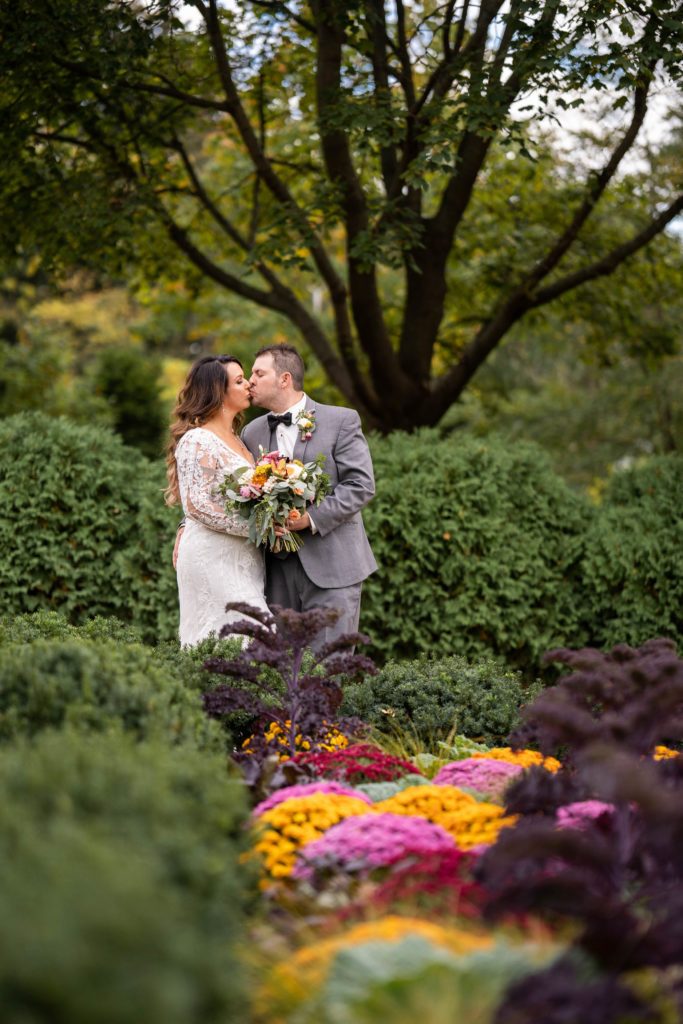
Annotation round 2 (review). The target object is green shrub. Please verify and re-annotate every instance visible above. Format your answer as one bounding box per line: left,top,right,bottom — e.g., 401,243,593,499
341,654,542,747
91,345,168,459
0,638,225,751
0,411,179,643
0,730,253,1024
362,430,589,671
0,609,143,646
581,455,683,650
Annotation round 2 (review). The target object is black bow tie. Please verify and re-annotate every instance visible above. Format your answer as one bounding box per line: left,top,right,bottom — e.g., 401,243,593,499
267,412,293,430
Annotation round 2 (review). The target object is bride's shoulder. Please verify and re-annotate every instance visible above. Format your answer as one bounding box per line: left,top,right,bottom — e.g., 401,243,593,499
176,426,212,448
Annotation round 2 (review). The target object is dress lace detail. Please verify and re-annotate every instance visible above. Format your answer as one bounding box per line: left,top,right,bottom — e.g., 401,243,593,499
175,428,268,647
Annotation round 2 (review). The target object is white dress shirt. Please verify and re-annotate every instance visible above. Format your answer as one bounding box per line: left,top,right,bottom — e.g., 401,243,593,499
271,394,308,459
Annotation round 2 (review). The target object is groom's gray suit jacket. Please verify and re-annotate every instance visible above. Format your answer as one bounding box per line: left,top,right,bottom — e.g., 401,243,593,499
241,401,377,589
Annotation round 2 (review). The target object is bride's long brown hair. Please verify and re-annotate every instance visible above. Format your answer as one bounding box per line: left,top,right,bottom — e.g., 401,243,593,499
164,354,243,506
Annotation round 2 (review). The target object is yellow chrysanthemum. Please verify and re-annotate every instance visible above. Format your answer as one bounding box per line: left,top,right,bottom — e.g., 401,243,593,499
256,915,492,1020
242,720,349,760
438,802,519,849
654,745,679,760
471,747,561,772
253,792,370,879
375,785,516,849
252,465,271,486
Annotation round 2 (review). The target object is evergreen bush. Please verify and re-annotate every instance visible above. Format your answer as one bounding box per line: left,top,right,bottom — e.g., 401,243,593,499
0,638,225,751
361,430,590,671
91,345,167,459
341,654,542,747
0,609,143,646
580,455,683,650
0,411,179,642
0,730,253,1024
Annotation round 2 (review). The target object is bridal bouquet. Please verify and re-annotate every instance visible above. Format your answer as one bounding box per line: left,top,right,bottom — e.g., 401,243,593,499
220,448,330,553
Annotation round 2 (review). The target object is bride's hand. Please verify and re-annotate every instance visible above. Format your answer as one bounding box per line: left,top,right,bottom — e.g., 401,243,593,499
173,526,184,569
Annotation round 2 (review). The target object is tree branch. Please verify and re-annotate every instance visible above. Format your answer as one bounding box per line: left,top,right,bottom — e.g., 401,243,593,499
520,67,657,293
531,193,683,306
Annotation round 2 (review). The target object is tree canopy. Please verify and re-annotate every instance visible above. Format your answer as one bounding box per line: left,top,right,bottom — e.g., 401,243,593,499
1,0,682,430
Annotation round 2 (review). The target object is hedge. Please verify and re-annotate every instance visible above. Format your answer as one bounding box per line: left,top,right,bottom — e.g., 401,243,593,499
361,430,589,671
341,654,542,747
580,455,683,650
0,411,179,643
0,729,253,1024
0,637,225,751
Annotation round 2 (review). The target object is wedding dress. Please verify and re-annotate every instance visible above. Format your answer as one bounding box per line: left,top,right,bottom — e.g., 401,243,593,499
175,427,269,647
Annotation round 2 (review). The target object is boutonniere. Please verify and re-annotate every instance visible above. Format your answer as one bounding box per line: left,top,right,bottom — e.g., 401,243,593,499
294,408,316,441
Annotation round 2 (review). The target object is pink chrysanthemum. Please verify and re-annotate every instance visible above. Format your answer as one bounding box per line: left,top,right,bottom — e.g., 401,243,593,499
292,812,456,880
556,800,615,831
433,758,523,800
252,781,372,818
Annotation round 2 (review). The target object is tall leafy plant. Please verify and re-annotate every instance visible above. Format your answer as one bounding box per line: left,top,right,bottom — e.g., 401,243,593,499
202,604,375,790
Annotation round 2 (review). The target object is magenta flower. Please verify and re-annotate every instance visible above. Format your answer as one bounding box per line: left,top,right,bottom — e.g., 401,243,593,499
433,758,523,800
292,811,456,880
556,800,615,831
252,781,372,818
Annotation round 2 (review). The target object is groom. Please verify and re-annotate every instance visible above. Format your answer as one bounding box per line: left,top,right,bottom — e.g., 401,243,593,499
243,343,377,648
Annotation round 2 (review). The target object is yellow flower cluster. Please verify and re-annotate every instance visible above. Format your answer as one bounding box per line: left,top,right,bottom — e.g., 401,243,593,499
253,792,370,879
375,784,516,850
472,747,562,772
242,719,349,759
439,802,519,850
375,783,476,821
654,745,679,760
256,915,491,1021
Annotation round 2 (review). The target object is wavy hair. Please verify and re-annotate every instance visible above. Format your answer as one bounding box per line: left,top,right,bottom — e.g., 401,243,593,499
164,355,242,507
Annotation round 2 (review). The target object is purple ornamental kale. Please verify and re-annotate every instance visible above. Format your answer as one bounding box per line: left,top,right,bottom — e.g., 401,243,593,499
201,604,375,779
510,637,683,762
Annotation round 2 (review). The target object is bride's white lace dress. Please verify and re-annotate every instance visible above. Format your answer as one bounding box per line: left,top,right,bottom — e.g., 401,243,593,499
175,427,268,647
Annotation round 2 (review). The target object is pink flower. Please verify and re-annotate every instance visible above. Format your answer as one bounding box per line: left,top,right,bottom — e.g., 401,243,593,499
252,781,372,818
239,486,252,497
556,800,615,831
292,812,456,880
433,758,523,800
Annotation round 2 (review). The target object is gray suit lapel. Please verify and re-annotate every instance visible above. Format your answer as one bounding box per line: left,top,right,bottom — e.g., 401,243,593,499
293,399,316,462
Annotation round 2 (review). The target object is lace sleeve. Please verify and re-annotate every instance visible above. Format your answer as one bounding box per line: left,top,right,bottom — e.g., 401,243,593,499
176,431,251,536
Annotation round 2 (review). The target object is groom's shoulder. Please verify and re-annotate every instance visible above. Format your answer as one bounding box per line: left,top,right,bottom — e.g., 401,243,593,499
242,413,268,434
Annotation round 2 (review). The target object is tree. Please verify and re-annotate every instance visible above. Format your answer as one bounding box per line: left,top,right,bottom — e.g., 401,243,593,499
1,0,681,431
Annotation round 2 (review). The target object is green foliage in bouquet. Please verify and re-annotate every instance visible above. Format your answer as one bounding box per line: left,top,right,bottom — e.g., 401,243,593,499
362,430,589,672
580,455,683,650
0,411,178,642
341,654,542,747
0,729,254,1024
0,638,225,751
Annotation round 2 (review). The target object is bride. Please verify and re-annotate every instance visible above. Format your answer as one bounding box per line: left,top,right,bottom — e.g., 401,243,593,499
165,355,269,647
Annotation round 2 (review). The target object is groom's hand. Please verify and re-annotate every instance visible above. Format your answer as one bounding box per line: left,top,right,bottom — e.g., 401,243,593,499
173,527,184,569
286,511,310,532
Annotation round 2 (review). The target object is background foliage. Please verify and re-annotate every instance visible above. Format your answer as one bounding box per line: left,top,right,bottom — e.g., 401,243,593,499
1,415,680,669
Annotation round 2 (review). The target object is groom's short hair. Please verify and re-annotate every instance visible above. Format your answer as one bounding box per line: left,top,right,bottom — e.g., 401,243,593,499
255,343,305,390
